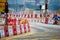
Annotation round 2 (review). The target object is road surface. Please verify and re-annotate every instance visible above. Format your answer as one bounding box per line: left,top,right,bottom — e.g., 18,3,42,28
8,22,60,40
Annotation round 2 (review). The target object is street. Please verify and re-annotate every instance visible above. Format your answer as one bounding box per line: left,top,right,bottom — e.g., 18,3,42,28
0,0,60,40
8,22,60,40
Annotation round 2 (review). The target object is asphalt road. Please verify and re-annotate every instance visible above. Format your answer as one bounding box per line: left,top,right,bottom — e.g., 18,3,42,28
30,23,60,39
10,22,60,40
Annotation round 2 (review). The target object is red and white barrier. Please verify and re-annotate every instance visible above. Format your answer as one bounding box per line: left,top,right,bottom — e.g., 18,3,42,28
7,13,54,24
8,14,41,18
0,14,30,38
0,23,30,38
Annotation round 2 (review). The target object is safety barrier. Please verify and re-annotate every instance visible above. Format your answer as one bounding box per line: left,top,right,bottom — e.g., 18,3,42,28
0,23,30,38
8,14,42,18
0,14,30,38
8,14,54,24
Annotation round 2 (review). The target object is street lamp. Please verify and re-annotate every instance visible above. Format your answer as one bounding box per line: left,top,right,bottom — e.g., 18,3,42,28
44,0,48,16
5,0,9,25
16,0,17,13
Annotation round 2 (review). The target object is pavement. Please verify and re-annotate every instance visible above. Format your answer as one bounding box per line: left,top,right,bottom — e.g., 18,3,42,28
0,22,60,40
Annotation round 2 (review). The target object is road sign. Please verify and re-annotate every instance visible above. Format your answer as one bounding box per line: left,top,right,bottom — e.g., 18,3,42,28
0,3,5,12
0,0,6,3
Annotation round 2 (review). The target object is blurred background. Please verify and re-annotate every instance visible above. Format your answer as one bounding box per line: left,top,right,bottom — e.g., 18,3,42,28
7,0,60,15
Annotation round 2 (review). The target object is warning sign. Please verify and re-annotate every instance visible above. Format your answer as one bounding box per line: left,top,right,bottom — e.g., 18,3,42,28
0,0,6,3
0,0,6,12
0,3,5,12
